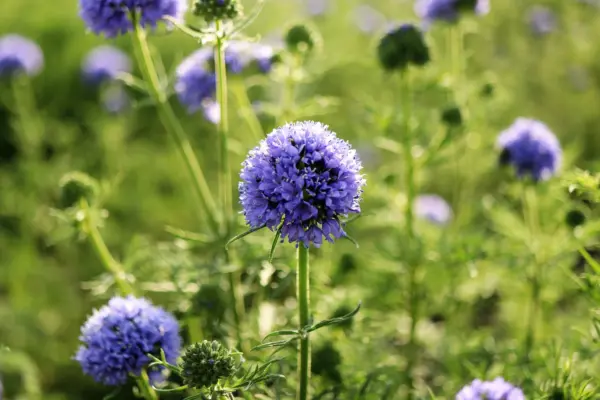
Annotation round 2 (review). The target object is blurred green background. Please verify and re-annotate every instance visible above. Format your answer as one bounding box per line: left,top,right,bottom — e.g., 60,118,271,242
2,0,600,398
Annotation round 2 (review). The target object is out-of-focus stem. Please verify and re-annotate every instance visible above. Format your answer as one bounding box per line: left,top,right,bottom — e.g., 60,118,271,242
11,75,43,158
297,245,310,400
130,20,220,234
231,79,265,141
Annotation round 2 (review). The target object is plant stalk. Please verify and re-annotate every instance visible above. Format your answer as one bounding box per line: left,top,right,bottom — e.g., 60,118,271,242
297,245,310,400
130,19,220,234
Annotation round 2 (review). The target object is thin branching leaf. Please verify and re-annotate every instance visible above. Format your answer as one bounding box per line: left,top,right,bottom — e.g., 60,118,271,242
230,0,265,36
262,329,298,341
342,234,360,249
268,225,283,262
306,302,361,332
225,225,266,250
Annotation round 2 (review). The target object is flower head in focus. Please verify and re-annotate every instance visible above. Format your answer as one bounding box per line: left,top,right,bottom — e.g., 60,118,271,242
414,194,452,225
0,35,43,77
456,378,525,400
528,5,556,36
377,24,430,71
180,340,237,389
75,296,181,386
497,118,561,181
415,0,490,24
82,46,132,85
239,121,365,248
79,0,188,37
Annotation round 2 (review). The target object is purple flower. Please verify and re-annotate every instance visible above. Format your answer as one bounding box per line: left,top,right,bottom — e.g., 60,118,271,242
175,48,217,114
239,121,365,248
497,118,561,181
528,6,556,36
79,0,188,37
82,46,132,85
0,35,43,77
75,296,181,386
225,41,276,74
457,378,525,400
414,194,452,225
415,0,490,24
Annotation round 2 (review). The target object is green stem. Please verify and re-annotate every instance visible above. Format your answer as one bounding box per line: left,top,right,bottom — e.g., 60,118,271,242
214,20,246,350
449,24,464,226
231,79,265,141
130,20,220,234
297,245,310,400
11,75,42,158
400,68,418,400
137,369,159,400
522,184,541,362
79,199,135,296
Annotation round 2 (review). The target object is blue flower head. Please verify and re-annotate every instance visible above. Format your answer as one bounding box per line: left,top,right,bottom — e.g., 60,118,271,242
415,0,490,24
82,46,132,86
457,378,525,400
528,6,556,36
75,296,182,386
225,41,276,74
497,118,561,181
239,121,365,248
79,0,188,37
0,35,44,77
414,194,452,225
175,48,217,114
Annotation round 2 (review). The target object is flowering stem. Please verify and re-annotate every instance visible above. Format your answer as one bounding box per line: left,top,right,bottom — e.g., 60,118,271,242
137,369,159,400
522,184,541,362
79,199,135,296
130,20,220,234
399,68,418,400
297,245,310,400
214,19,246,351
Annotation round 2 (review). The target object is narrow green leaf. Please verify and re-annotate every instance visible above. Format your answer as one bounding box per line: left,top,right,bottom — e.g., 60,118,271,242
579,247,600,275
262,329,298,341
342,234,360,249
307,302,362,332
163,16,204,40
152,385,189,393
165,225,211,243
251,339,294,352
225,225,266,250
230,0,265,36
268,225,283,263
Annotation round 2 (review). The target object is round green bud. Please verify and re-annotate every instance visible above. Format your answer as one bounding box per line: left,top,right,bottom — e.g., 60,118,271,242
311,342,342,384
441,106,463,127
194,0,242,22
377,24,430,71
180,340,237,389
284,23,322,55
58,171,99,208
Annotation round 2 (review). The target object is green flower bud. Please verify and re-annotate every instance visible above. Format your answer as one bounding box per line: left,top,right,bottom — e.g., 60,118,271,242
58,171,99,208
565,209,586,228
194,0,243,22
311,342,342,384
377,24,430,71
284,23,322,55
441,106,463,127
180,340,237,389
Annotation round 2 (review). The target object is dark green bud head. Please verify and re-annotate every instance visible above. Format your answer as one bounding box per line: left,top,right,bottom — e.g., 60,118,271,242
441,106,463,127
193,0,243,22
377,24,430,71
180,340,237,389
284,23,322,55
58,171,99,208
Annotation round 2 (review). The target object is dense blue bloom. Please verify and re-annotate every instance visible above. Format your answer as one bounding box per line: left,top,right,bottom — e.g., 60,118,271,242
414,194,452,225
175,48,217,114
79,0,188,37
0,35,43,77
75,296,181,386
415,0,490,24
82,46,132,85
457,378,525,400
497,118,561,181
239,121,365,247
528,6,556,36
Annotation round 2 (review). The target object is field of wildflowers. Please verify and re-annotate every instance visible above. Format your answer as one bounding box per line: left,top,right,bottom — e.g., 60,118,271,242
2,0,600,398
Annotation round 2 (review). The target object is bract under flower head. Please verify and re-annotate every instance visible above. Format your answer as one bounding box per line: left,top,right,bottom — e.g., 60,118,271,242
75,296,181,386
82,46,132,85
415,0,489,24
79,0,188,37
414,194,452,225
497,117,562,181
456,378,525,400
0,35,44,77
239,121,365,248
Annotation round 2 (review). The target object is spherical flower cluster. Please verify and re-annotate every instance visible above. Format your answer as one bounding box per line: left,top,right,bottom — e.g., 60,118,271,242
414,194,452,225
175,48,217,114
415,0,490,24
79,0,188,38
284,24,322,55
528,6,556,36
180,340,237,389
0,35,44,77
239,121,365,248
497,118,562,181
194,0,242,22
82,46,132,86
75,296,181,386
456,378,525,400
377,24,430,71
